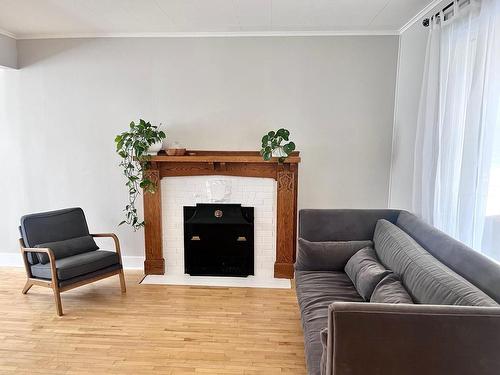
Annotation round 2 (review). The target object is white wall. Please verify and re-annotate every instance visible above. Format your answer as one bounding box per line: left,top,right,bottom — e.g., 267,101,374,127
0,36,398,257
388,23,427,210
0,33,17,69
389,0,449,210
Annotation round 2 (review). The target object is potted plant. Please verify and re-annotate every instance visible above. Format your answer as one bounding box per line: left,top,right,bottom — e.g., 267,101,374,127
115,119,166,230
260,128,296,163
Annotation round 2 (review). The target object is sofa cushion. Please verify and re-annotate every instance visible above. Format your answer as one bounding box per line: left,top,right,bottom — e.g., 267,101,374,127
295,270,363,375
345,247,390,301
295,238,373,271
396,210,500,304
299,209,401,242
34,235,99,264
370,273,413,304
31,250,119,281
374,219,498,306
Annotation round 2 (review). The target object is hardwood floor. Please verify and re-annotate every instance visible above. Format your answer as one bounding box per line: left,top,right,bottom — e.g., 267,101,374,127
0,267,306,374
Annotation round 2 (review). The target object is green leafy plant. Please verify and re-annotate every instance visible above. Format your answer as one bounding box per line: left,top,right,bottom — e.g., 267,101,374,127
115,119,166,230
260,128,296,162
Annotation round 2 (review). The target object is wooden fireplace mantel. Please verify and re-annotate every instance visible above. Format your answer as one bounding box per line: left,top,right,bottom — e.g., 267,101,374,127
142,150,301,279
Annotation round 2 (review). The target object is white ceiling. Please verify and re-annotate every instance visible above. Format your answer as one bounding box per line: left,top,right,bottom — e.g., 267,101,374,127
0,0,436,39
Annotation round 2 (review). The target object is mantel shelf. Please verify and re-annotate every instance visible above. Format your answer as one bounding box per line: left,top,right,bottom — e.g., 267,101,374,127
149,150,301,164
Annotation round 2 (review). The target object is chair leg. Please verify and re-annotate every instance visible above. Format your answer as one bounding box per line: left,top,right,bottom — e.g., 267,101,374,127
53,287,63,316
22,280,33,294
119,269,126,293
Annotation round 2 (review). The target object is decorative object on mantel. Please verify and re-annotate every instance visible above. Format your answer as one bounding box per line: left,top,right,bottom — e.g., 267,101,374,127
141,150,300,278
146,141,163,155
115,119,166,230
260,128,296,163
166,141,186,156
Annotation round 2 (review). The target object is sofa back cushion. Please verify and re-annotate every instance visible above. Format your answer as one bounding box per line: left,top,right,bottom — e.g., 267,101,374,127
374,220,498,306
299,209,401,242
396,211,500,304
34,235,99,264
370,273,413,304
295,238,373,271
345,247,390,300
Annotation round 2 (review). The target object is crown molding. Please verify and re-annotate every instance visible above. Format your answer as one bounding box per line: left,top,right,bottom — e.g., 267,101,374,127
0,1,449,40
399,0,444,34
0,27,16,39
13,29,399,40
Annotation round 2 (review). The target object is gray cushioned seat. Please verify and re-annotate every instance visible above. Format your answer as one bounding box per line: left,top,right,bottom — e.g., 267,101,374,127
31,250,119,281
295,270,363,375
58,264,122,287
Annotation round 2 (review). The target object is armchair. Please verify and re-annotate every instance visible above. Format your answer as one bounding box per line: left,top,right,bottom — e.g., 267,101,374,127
19,207,126,316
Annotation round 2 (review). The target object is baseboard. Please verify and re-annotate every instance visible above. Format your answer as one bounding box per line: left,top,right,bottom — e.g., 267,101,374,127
121,256,144,270
142,274,291,289
0,253,145,270
0,253,23,267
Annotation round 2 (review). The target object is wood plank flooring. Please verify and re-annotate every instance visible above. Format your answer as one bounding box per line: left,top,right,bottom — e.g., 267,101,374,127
0,268,306,374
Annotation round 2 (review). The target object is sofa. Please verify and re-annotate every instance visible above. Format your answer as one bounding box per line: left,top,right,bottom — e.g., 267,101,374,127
295,209,500,375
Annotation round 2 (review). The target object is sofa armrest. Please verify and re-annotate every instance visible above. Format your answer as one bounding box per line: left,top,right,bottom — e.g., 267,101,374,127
299,209,401,242
323,302,500,375
90,233,123,265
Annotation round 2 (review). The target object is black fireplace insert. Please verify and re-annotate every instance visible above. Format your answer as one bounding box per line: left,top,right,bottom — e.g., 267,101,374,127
183,203,254,277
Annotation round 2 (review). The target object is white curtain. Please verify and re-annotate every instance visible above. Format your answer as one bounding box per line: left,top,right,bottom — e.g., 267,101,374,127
413,0,500,261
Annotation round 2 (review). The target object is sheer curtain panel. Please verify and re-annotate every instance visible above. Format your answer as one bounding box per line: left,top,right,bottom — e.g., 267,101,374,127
413,0,500,261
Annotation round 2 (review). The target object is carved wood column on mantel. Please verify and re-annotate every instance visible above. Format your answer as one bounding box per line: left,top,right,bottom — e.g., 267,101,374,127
275,163,299,278
143,162,165,275
142,151,300,278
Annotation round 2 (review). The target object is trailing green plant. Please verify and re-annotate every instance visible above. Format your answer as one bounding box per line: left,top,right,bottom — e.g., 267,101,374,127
115,119,166,230
260,128,296,163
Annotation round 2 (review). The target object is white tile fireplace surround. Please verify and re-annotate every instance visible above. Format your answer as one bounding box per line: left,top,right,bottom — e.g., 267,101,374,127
141,175,291,288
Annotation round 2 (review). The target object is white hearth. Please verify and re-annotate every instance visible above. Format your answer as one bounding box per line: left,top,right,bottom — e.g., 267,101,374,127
141,175,291,288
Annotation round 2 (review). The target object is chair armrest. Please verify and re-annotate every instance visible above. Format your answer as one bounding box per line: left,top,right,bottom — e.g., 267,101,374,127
323,302,500,375
19,242,57,281
90,233,123,264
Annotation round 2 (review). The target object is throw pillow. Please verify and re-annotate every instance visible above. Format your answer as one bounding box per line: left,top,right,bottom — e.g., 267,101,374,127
35,235,99,264
345,246,390,300
370,273,414,304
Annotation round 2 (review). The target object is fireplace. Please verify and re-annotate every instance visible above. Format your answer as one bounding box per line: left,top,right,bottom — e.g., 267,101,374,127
184,203,254,277
142,150,300,279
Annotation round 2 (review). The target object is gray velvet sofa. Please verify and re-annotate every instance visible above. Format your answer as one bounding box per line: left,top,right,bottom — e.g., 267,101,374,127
295,209,500,375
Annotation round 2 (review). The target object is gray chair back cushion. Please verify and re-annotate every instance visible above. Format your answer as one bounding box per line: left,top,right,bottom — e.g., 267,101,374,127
299,209,401,242
374,219,498,306
20,208,92,264
396,211,500,304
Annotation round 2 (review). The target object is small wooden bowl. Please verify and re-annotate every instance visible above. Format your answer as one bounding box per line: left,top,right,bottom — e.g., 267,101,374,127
166,148,186,156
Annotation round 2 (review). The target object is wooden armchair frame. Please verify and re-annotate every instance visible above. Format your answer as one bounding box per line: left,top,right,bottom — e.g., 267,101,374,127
20,233,126,316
